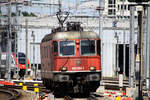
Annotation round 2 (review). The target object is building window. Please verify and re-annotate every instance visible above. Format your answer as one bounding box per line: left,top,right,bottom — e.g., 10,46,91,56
124,5,127,10
108,0,116,4
120,0,126,1
121,5,123,10
108,9,116,15
118,5,120,11
120,4,127,10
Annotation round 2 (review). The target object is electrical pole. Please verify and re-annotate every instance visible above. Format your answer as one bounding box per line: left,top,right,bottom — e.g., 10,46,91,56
0,34,1,77
25,19,28,76
99,0,103,38
97,0,104,78
137,8,144,100
7,1,12,81
123,0,126,77
31,31,35,80
14,3,19,78
146,5,150,91
14,2,19,78
0,5,2,77
129,6,135,88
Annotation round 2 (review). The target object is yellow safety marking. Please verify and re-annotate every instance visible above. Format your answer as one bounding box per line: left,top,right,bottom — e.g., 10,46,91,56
34,88,39,93
34,84,38,86
22,86,27,91
115,96,122,100
26,77,31,80
19,83,23,86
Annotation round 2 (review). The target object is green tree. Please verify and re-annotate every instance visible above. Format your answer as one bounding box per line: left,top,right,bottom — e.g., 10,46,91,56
30,13,37,17
22,11,30,16
11,12,16,17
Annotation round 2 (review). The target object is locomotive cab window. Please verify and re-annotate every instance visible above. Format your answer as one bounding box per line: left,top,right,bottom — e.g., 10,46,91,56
81,40,96,56
60,41,75,56
53,41,58,56
97,40,100,55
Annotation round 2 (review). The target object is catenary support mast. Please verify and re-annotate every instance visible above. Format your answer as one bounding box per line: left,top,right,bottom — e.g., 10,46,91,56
129,6,135,88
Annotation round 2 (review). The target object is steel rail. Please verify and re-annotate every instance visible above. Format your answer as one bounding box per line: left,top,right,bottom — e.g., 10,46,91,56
0,88,20,100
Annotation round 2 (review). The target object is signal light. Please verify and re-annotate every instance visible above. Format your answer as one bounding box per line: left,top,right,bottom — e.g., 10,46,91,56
128,0,150,2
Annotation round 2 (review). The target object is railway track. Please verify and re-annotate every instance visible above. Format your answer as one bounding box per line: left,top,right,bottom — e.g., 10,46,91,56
0,78,134,100
0,87,20,100
12,81,100,99
3,83,49,94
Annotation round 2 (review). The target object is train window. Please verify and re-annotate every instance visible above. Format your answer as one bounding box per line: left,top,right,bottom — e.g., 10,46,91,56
38,64,41,70
97,40,101,55
60,41,75,56
1,60,6,65
18,52,26,58
18,58,26,64
81,40,96,56
44,47,46,58
49,45,51,57
47,47,48,58
53,41,58,55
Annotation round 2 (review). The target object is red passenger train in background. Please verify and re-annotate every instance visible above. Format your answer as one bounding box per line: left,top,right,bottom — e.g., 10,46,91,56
40,21,101,95
0,52,30,78
17,52,31,78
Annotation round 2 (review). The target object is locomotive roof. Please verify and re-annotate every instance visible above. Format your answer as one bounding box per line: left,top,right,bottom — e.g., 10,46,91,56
41,31,99,42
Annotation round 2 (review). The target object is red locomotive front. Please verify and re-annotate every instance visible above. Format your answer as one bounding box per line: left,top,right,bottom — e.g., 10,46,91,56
53,39,100,72
40,23,101,95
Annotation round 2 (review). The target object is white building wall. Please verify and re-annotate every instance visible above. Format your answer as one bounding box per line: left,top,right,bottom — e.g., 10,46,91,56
18,28,51,66
102,30,116,77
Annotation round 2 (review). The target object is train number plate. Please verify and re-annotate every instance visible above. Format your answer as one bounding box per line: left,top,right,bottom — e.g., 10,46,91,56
71,67,84,70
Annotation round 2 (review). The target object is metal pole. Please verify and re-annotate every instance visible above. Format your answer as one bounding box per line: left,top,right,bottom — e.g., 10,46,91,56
146,6,150,90
0,5,1,72
31,31,35,80
140,9,144,82
0,4,1,76
25,19,28,76
16,2,19,77
137,9,144,100
129,6,135,88
99,0,103,38
7,2,12,81
14,2,19,78
143,8,147,82
122,0,126,77
0,35,1,76
99,0,103,78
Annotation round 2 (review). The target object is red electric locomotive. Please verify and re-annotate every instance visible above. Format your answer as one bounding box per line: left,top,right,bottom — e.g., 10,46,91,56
40,14,101,95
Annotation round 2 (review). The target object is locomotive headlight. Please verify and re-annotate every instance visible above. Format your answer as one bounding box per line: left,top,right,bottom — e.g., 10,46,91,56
90,66,96,71
61,67,68,71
